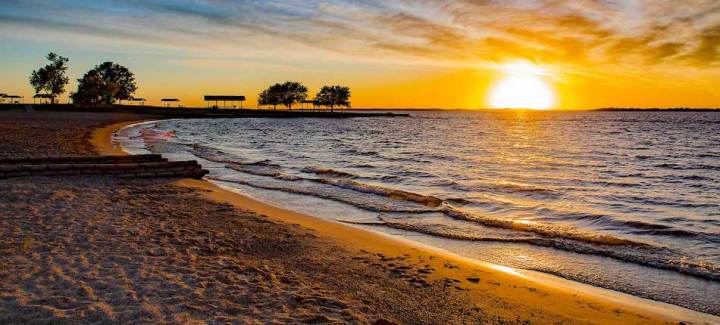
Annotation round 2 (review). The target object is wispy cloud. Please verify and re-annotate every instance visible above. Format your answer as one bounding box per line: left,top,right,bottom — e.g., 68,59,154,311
2,0,720,69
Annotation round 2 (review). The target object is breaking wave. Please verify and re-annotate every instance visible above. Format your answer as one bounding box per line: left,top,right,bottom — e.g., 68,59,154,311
344,218,719,281
187,139,720,280
301,166,360,179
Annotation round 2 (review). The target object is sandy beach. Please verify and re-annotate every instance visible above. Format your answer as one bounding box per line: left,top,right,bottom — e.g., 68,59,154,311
1,110,717,324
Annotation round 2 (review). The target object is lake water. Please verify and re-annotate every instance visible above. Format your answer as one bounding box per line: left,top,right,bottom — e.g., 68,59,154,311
117,110,720,315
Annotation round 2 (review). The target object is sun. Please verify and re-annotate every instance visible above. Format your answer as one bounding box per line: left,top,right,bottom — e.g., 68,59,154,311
489,61,555,110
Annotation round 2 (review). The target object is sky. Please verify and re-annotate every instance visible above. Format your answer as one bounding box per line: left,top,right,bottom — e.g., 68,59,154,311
1,0,720,109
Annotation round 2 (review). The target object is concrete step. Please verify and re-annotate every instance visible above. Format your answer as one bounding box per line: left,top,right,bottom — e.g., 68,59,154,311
0,154,166,165
0,155,207,180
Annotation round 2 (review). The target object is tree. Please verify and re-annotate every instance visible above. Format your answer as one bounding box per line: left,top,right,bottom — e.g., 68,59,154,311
278,81,307,110
258,84,282,110
29,52,70,104
70,71,103,105
259,81,307,110
71,62,137,105
315,85,351,112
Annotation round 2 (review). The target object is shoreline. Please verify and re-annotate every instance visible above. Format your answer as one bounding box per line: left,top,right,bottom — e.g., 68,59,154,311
95,120,720,324
2,103,410,118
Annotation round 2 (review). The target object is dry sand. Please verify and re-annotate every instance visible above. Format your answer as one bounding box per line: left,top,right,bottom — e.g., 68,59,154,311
0,110,717,324
1,176,489,324
0,110,148,158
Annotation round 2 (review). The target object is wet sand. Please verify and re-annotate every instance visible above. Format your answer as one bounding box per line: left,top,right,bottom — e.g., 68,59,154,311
1,110,716,324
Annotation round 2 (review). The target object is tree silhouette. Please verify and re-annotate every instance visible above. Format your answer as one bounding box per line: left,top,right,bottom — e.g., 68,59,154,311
259,81,307,110
71,62,137,105
315,85,351,112
258,84,282,110
29,52,69,104
278,81,307,110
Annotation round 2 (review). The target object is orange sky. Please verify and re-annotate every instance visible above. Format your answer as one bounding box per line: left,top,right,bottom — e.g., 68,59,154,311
1,1,720,109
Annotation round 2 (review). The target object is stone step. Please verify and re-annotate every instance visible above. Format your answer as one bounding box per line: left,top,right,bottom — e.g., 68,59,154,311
0,155,208,180
0,160,199,173
118,169,209,179
0,154,166,165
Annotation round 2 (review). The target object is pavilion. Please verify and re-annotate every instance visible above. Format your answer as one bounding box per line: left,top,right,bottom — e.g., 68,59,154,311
5,95,23,104
33,94,53,104
300,99,317,111
161,98,180,107
204,95,245,109
128,97,146,105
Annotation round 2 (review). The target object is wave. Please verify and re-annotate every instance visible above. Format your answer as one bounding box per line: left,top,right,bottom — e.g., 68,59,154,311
140,128,175,139
315,178,443,208
484,208,720,245
697,153,720,158
350,163,376,168
341,148,380,157
440,205,643,247
223,166,720,280
622,195,717,209
445,197,474,205
191,144,278,167
298,165,401,182
226,164,301,181
191,143,446,208
346,217,720,281
494,181,559,197
226,165,444,208
301,166,359,179
655,163,720,172
451,181,562,199
569,179,640,188
193,142,719,245
218,154,720,254
191,144,234,163
208,176,436,213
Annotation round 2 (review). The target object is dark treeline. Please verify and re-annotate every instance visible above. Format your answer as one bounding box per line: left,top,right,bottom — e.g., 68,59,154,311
258,81,307,110
29,53,137,105
257,82,351,111
24,52,351,110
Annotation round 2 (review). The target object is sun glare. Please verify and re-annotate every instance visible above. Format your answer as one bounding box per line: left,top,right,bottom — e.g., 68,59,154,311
489,61,555,110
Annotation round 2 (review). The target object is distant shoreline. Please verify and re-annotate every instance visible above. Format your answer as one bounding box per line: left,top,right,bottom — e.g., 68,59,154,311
0,103,409,118
595,107,720,111
3,103,720,112
288,107,720,111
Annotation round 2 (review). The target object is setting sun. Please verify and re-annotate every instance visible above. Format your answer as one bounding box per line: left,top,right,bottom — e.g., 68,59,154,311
489,61,555,110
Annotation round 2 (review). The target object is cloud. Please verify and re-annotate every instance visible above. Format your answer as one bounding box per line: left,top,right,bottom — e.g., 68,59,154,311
1,0,720,68
0,14,164,44
682,24,720,64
